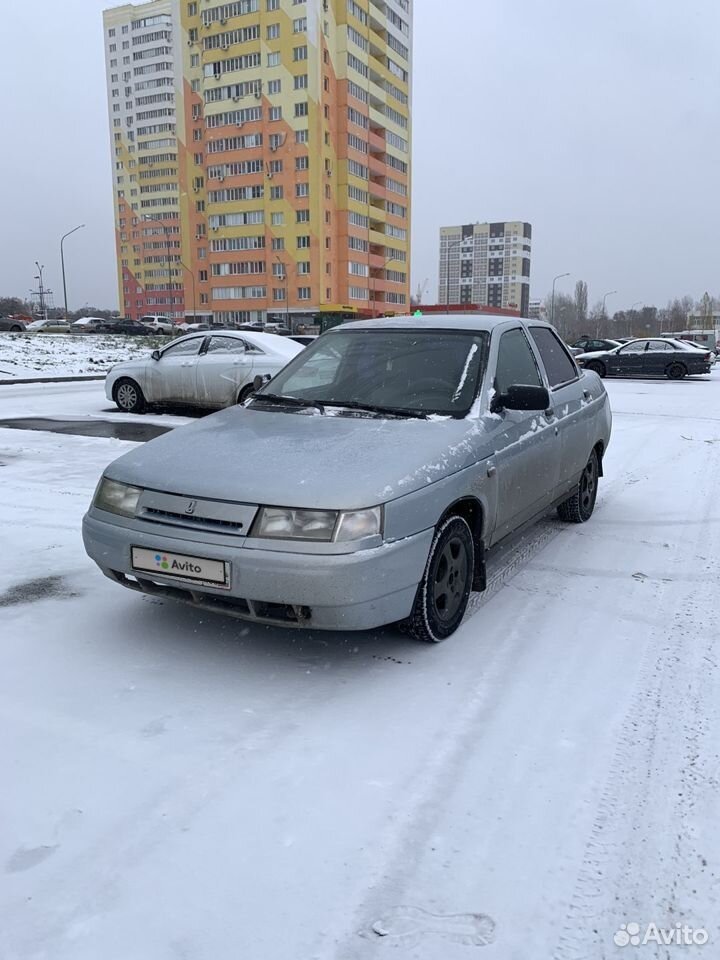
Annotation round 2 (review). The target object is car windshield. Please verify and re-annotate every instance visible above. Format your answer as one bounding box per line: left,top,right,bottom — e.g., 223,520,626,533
255,329,489,417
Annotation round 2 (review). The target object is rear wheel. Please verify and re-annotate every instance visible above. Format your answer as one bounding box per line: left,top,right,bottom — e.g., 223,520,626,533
9,324,22,333
666,362,687,380
558,450,599,523
404,516,474,643
113,378,146,414
586,360,606,378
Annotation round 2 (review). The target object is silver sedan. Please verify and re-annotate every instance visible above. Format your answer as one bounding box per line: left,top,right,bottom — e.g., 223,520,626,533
84,315,612,642
105,330,303,412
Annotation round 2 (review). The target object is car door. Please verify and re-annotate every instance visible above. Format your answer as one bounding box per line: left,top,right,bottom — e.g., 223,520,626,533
643,339,676,375
607,340,648,375
528,326,595,496
195,335,255,406
149,336,204,403
486,327,561,543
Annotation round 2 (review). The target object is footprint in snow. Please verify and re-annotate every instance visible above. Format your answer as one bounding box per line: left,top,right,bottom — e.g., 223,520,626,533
363,905,495,948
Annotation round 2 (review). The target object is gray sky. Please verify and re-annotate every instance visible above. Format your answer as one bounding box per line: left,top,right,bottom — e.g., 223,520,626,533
2,0,719,312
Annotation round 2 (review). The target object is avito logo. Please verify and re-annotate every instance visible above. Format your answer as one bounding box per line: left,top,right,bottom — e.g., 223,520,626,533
154,554,203,574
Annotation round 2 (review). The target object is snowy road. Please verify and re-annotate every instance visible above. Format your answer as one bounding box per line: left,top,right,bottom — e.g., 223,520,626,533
1,375,719,959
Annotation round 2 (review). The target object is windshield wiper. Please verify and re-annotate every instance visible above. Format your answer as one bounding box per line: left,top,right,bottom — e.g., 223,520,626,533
316,399,428,420
251,392,326,415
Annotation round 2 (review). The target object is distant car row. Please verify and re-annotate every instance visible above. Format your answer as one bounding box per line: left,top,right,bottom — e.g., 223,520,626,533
574,337,714,379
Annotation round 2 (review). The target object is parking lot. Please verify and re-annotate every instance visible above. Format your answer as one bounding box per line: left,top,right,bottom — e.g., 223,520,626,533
2,371,720,958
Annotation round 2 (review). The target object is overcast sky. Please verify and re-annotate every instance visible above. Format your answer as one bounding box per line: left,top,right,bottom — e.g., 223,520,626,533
2,0,718,312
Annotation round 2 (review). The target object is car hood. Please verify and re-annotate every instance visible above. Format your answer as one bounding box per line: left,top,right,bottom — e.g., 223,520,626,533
105,406,490,509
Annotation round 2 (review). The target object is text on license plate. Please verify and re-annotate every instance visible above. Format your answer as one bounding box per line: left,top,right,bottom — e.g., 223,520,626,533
131,547,230,588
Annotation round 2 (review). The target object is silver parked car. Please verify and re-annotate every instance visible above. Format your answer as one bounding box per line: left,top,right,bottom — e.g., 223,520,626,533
83,316,612,642
105,330,303,412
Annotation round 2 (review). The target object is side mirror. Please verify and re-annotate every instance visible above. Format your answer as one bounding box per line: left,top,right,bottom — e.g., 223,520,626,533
495,384,550,412
151,350,161,361
252,373,271,391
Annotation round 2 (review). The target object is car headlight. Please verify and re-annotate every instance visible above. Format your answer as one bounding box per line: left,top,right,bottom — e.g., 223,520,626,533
94,477,143,518
250,505,382,542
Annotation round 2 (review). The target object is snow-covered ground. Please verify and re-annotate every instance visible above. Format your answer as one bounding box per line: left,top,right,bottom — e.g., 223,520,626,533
0,333,164,379
1,373,719,959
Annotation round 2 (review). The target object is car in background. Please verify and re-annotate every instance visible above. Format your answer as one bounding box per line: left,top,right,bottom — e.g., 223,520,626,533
71,317,109,332
576,338,713,379
177,322,212,333
568,337,621,356
26,318,72,333
0,316,26,332
84,315,612,642
140,315,174,335
96,320,153,336
106,329,303,413
290,335,318,346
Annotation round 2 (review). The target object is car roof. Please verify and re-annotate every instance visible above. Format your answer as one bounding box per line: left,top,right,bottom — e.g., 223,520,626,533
335,313,543,334
166,329,302,357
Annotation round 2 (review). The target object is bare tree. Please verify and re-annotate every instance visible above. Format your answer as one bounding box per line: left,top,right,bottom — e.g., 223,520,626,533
574,281,588,332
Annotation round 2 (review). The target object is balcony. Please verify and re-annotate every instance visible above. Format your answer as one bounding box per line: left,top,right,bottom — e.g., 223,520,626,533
368,129,386,154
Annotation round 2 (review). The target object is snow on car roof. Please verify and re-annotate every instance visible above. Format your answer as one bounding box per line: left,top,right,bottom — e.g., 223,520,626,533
168,329,302,358
338,314,545,333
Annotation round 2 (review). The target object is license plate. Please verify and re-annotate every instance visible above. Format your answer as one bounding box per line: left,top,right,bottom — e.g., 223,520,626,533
131,547,230,589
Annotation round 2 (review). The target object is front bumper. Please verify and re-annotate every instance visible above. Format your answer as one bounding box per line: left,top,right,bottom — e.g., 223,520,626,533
82,512,433,632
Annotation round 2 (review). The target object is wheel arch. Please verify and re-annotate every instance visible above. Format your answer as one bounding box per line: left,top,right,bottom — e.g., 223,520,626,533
438,496,486,591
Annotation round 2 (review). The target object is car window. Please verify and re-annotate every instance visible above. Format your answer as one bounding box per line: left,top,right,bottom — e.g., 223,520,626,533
205,336,247,356
528,326,578,388
620,340,648,354
495,328,542,395
161,337,203,358
647,340,673,352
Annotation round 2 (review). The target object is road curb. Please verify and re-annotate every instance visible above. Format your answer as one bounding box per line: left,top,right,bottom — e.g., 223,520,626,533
0,375,106,386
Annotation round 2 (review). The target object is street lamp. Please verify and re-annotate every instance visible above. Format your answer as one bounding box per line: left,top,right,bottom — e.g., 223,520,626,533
60,224,85,318
601,290,617,334
34,262,47,320
629,300,643,337
275,256,290,330
372,253,397,319
179,261,197,324
551,272,571,326
143,215,172,315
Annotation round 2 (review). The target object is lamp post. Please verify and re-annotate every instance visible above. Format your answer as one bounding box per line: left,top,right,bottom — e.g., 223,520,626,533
275,256,290,330
630,300,643,337
372,253,397,319
34,262,47,320
179,261,197,324
143,215,172,315
551,272,571,327
60,224,85,318
444,236,467,307
600,290,617,335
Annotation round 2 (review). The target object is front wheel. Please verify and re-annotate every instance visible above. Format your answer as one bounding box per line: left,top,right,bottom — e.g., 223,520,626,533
666,362,687,380
558,450,599,523
237,383,255,405
586,360,606,378
113,378,146,414
404,516,474,643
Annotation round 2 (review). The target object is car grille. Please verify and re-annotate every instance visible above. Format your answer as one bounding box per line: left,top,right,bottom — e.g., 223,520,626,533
138,491,258,537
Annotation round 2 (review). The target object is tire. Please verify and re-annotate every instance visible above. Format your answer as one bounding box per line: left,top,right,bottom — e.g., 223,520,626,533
666,362,687,381
113,378,146,414
10,324,22,333
237,383,255,404
404,516,474,643
558,449,599,523
586,360,606,378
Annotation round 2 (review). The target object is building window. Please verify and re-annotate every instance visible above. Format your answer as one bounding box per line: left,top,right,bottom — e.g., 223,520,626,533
191,53,199,67
268,79,281,94
271,237,284,250
298,261,310,274
273,288,286,301
294,101,308,117
293,45,308,61
294,74,308,89
267,0,279,8
270,185,283,200
188,1,197,14
296,210,310,222
108,28,116,37
296,182,309,197
267,52,280,67
295,129,308,143
269,106,282,121
271,212,284,226
295,156,309,171
272,262,285,277
298,287,311,300
267,23,280,39
297,235,310,248
293,17,307,31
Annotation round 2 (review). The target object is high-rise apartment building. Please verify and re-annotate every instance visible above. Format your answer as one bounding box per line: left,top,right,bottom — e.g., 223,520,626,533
103,0,412,325
438,222,532,318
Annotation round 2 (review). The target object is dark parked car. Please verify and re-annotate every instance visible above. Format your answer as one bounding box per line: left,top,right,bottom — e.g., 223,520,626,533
0,316,25,332
569,337,621,356
97,321,153,336
576,338,714,379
